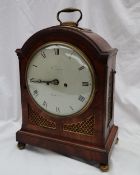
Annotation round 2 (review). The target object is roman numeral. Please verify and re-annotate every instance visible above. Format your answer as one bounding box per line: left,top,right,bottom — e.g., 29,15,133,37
69,106,74,111
82,82,89,86
33,65,37,67
43,101,47,108
78,95,85,102
54,48,59,55
56,107,60,113
78,66,85,71
41,51,46,58
68,51,74,59
33,89,38,97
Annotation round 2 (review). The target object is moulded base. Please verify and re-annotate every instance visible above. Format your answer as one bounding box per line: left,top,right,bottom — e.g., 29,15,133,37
16,125,118,171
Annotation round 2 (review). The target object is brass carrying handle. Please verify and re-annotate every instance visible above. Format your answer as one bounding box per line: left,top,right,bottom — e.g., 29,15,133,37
57,8,82,26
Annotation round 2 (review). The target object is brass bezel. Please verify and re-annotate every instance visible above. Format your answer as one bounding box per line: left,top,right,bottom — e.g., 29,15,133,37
26,41,96,118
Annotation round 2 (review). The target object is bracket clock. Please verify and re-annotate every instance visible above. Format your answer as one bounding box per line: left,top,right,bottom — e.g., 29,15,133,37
16,8,118,172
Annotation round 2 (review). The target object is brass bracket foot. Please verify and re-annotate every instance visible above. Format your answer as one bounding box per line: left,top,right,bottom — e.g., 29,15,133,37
17,142,26,150
99,164,109,172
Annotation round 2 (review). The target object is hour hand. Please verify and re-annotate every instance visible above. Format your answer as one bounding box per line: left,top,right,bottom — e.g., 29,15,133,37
48,79,59,85
30,78,59,85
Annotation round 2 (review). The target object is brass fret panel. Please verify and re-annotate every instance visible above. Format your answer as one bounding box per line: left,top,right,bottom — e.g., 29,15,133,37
28,107,56,129
63,115,95,136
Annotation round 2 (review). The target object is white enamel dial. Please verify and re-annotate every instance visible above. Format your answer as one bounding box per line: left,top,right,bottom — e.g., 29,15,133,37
26,42,95,116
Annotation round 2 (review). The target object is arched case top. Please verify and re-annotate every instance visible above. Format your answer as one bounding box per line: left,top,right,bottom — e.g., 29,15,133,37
21,25,117,59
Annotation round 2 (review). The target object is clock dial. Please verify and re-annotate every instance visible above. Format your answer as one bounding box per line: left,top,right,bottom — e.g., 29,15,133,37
26,42,95,116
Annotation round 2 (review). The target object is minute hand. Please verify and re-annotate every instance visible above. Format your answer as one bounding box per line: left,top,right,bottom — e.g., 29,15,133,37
30,78,59,85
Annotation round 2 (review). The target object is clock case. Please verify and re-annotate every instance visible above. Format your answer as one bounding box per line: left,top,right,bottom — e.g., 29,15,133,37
16,8,118,170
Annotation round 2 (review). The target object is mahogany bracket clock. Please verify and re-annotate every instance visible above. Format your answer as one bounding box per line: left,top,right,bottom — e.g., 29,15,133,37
16,8,118,172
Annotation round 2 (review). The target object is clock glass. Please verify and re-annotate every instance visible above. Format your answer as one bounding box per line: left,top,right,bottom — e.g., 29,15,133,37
26,42,95,116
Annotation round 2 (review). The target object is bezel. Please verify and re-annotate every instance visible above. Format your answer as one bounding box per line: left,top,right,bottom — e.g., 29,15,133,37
26,41,96,117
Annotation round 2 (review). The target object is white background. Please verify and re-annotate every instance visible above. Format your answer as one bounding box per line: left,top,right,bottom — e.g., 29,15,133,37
0,0,140,174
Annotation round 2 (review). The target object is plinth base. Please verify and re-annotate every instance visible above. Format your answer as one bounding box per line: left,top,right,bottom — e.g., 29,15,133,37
16,125,118,171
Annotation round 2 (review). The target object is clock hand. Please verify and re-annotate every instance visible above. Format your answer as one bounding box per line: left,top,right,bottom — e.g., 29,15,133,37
48,79,59,85
30,78,43,83
30,78,59,85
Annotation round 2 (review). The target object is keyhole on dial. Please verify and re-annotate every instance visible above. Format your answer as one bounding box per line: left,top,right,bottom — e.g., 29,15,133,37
64,83,67,87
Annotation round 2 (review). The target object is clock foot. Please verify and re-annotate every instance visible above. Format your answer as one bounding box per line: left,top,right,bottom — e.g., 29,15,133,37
99,164,109,172
17,142,26,150
115,137,119,144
